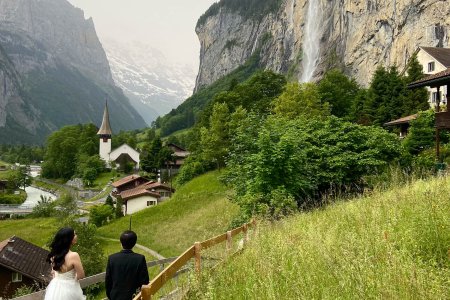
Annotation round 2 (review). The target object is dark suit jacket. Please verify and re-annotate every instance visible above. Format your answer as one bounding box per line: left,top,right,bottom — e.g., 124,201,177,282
105,249,149,300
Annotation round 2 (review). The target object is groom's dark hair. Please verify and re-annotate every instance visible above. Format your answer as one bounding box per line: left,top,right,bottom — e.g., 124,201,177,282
120,230,137,249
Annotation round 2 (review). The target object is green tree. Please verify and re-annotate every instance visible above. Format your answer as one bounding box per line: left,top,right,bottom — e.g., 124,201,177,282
7,166,31,191
403,54,430,115
318,69,360,118
368,66,407,126
272,82,330,119
42,124,99,179
403,110,435,154
200,102,230,168
89,205,114,227
105,195,114,207
115,196,124,218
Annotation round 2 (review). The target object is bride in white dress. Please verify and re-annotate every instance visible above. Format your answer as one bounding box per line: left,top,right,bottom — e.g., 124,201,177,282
45,227,86,300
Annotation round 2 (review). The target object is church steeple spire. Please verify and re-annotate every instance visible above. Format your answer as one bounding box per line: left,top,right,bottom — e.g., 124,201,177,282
97,101,112,136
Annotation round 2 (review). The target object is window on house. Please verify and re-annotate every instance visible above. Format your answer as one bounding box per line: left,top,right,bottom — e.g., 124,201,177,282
12,272,22,282
432,92,439,103
147,201,155,206
428,61,435,72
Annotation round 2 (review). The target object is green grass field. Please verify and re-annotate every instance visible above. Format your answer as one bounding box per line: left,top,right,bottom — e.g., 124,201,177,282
0,218,58,247
188,175,450,299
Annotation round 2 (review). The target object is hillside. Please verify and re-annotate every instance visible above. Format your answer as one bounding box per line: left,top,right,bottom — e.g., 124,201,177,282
0,0,146,144
98,170,239,256
188,175,450,299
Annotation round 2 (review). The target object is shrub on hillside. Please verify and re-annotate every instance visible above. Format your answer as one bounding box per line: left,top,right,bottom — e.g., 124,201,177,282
224,116,402,218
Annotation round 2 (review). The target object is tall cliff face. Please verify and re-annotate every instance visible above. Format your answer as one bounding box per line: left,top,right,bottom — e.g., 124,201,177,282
0,0,146,144
195,0,450,91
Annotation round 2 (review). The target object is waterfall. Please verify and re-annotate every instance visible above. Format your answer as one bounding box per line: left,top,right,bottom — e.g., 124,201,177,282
300,0,322,83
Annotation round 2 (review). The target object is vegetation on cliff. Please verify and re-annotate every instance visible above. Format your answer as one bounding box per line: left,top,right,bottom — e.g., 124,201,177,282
197,0,284,27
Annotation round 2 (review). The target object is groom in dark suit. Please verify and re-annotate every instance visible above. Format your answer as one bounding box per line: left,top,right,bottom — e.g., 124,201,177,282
106,230,150,300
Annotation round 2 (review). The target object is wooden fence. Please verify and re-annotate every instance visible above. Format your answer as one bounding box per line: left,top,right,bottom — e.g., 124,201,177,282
135,219,256,300
12,257,178,300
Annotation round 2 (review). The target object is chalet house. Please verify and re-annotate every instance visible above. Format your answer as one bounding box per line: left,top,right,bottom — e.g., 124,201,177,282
120,186,161,215
416,47,450,107
111,174,149,194
167,143,190,172
112,175,175,215
0,236,51,299
139,182,174,201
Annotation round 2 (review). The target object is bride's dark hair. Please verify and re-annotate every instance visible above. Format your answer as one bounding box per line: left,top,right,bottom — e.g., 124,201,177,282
46,227,75,271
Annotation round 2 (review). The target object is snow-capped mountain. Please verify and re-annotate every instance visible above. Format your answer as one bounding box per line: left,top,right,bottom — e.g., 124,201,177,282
102,38,196,125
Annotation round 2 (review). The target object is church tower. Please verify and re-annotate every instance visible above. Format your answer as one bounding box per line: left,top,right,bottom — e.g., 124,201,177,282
97,102,112,163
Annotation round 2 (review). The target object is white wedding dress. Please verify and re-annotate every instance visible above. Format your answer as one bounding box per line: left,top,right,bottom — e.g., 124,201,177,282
44,268,86,300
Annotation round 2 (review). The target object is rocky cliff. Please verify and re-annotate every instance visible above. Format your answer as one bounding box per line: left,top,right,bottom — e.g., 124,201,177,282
195,0,450,91
0,0,146,144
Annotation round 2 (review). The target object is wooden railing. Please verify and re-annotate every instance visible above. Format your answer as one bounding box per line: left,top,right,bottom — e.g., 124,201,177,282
135,220,256,300
12,257,178,300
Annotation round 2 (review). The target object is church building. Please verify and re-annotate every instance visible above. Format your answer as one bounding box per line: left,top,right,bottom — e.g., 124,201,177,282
97,103,140,169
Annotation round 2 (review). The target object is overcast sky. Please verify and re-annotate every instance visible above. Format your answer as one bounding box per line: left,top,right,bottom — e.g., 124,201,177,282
67,0,217,66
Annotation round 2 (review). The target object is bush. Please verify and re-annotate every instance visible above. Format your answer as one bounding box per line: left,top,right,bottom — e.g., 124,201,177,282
89,205,114,227
175,156,214,186
225,116,402,218
31,195,55,217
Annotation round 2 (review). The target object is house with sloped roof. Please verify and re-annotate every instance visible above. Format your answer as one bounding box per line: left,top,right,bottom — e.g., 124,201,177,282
111,174,149,194
416,47,450,107
119,186,161,215
111,175,176,215
139,182,174,201
0,236,51,298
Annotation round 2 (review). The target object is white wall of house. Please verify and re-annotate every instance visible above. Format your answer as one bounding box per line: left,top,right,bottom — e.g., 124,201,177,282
125,195,158,215
417,49,448,108
109,144,140,168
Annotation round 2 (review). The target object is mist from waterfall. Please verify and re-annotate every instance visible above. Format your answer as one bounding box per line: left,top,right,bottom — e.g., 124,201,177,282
300,0,322,83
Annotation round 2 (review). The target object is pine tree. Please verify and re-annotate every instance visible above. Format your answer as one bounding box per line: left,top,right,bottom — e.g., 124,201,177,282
404,54,430,114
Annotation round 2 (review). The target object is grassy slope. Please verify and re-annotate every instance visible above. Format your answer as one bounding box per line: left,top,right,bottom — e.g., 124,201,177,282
189,176,449,299
98,170,239,257
0,218,58,247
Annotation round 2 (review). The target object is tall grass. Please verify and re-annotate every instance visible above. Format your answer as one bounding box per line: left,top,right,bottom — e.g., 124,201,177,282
188,176,449,299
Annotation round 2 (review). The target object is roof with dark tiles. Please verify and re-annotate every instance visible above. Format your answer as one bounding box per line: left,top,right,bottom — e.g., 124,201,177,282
421,47,450,67
0,236,52,283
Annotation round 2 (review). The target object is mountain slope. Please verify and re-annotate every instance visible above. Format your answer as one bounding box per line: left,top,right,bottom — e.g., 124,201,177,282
0,0,146,144
103,39,196,125
195,0,450,90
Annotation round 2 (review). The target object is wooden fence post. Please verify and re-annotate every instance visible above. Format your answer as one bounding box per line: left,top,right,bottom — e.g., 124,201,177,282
226,230,232,255
194,242,202,276
141,286,151,300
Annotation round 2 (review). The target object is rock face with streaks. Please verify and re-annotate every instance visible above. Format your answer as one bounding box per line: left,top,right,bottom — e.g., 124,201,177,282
195,0,450,91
